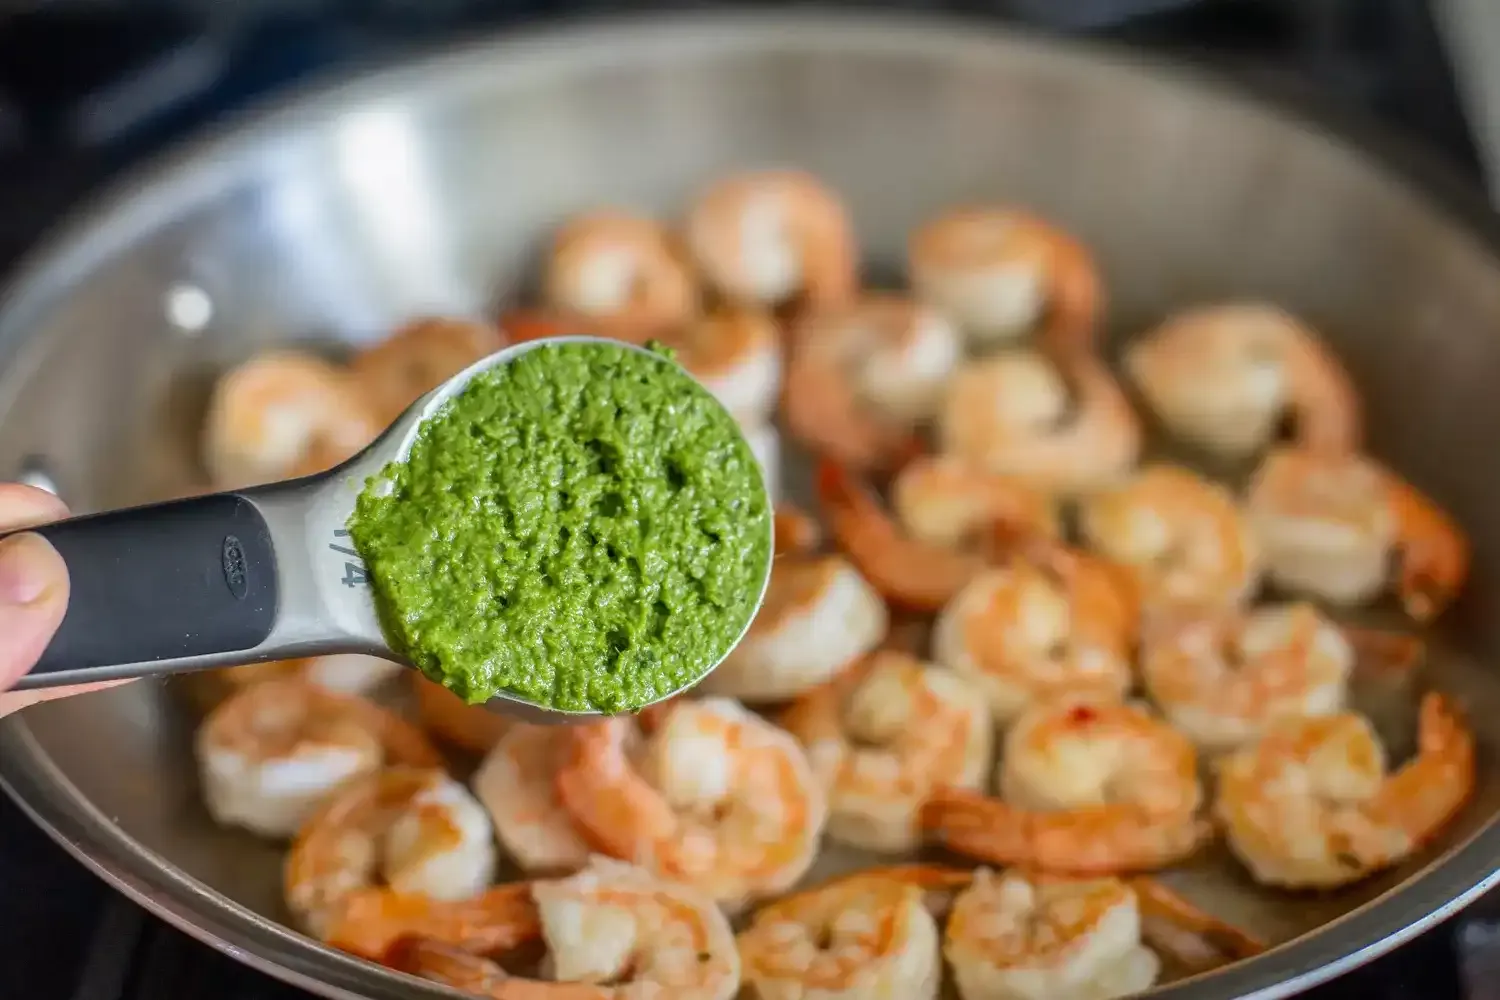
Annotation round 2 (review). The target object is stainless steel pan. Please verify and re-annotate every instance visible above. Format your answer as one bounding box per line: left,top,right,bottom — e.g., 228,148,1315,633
3,13,1500,999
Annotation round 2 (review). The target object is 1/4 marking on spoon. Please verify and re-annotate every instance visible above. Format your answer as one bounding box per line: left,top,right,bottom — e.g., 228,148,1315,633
330,529,369,588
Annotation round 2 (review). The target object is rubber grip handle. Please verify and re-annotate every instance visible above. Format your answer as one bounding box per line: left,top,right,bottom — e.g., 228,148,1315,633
19,493,279,676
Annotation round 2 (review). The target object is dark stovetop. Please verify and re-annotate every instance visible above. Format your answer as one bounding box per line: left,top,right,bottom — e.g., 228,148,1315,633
0,1,1496,998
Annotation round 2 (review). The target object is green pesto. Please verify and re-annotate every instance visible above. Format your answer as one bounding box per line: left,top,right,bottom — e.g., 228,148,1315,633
347,340,772,713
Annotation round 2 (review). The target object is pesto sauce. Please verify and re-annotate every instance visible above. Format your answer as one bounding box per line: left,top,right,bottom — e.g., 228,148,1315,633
347,340,772,713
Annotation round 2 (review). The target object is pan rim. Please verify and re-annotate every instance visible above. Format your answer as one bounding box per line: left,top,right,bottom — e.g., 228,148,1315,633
1,11,1497,1000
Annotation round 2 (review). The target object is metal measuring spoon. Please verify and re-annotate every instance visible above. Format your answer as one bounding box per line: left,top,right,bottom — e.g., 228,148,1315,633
5,336,774,723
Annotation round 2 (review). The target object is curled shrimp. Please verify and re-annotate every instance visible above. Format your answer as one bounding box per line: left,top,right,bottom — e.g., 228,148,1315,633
921,700,1210,875
657,308,783,429
783,295,963,472
944,870,1159,1000
412,674,512,755
351,316,504,425
326,882,539,962
1081,464,1261,615
737,864,971,1000
543,211,699,339
381,858,740,1000
777,651,993,852
816,457,1058,612
473,723,592,874
284,767,497,939
938,349,1141,494
554,698,827,909
932,546,1138,725
1124,303,1361,459
1214,692,1475,890
686,169,857,312
194,676,442,839
1245,446,1470,623
701,551,887,702
202,350,381,489
944,870,1264,1000
909,206,1103,353
1139,602,1355,754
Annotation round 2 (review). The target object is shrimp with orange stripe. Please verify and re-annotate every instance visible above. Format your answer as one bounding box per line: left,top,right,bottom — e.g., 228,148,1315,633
554,698,827,910
932,543,1138,726
473,723,592,874
202,350,381,489
1125,303,1361,459
777,650,992,852
938,349,1141,495
351,316,504,425
1214,692,1475,889
909,206,1103,353
783,294,963,473
346,857,740,1000
284,767,497,939
1081,464,1261,616
816,456,1060,613
1138,602,1358,754
1245,446,1469,623
921,699,1210,875
194,676,442,839
543,211,699,340
686,169,858,313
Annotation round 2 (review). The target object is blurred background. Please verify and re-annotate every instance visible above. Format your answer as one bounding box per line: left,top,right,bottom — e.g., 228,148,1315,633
2,1,1500,999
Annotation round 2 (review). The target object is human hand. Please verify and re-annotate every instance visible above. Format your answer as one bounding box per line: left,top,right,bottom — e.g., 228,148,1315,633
0,483,129,717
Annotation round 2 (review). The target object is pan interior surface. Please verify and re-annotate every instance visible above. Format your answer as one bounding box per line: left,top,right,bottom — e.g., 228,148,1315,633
2,14,1500,1000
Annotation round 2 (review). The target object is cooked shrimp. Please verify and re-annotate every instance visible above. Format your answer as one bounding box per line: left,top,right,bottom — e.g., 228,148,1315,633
736,865,972,1000
922,700,1210,875
777,651,992,852
932,547,1137,725
939,350,1141,494
1214,692,1475,889
543,211,698,339
1124,303,1361,459
909,207,1102,353
817,458,1056,613
944,869,1159,1000
202,350,381,489
1126,878,1266,976
412,674,512,755
326,883,539,962
660,309,783,428
1081,464,1261,615
194,677,442,839
686,169,857,312
701,552,886,702
351,316,504,425
474,724,591,874
783,295,963,472
892,454,1062,551
1245,446,1470,623
1140,602,1355,754
382,857,740,1000
285,767,498,938
554,698,827,909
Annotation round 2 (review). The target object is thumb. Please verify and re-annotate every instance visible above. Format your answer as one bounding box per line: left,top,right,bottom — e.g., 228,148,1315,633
0,532,69,690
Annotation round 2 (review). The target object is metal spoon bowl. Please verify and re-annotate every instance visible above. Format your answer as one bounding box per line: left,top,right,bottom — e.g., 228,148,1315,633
5,335,774,724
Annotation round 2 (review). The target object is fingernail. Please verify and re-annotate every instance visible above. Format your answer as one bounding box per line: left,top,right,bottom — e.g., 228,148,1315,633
0,533,62,606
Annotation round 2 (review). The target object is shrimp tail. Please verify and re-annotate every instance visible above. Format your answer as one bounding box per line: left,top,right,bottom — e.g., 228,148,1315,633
816,458,983,611
1370,693,1475,847
1388,479,1470,623
921,787,1210,875
325,884,540,961
1128,878,1266,973
1040,228,1104,357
